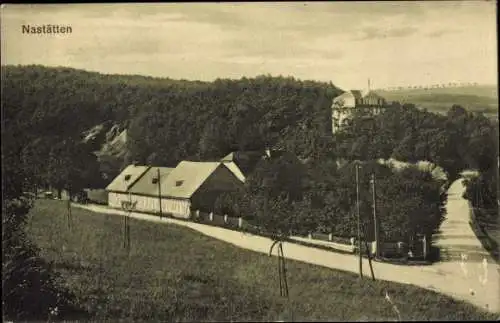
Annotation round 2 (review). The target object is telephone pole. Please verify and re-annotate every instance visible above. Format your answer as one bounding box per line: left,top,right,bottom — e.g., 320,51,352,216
157,168,163,219
355,162,363,278
66,185,72,231
371,173,379,259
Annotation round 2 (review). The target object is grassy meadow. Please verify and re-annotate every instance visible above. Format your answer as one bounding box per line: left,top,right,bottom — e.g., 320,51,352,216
26,199,499,322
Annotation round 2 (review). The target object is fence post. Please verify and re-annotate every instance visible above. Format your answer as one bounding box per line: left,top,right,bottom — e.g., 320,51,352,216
224,214,228,223
350,237,355,246
209,212,213,221
423,235,427,260
238,217,243,228
196,210,200,219
328,233,332,241
308,232,312,240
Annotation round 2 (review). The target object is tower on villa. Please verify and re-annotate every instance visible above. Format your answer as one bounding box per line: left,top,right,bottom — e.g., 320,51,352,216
331,79,388,133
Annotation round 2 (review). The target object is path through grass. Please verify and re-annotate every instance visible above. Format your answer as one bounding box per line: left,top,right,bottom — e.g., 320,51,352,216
27,200,498,321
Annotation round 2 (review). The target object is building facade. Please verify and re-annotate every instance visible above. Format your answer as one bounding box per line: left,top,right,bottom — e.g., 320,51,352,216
106,161,244,219
127,166,176,214
105,164,150,209
331,90,387,133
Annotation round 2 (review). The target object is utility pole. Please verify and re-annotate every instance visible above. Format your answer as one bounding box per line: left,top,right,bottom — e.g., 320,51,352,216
123,201,127,249
124,194,129,249
371,173,379,259
157,168,163,219
123,192,132,253
66,185,72,231
355,162,363,278
67,197,72,231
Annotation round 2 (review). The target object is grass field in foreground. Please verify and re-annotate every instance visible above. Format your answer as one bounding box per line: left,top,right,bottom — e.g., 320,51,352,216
27,199,498,322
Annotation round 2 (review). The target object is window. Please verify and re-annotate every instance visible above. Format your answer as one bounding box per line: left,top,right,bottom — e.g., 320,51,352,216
342,119,351,127
124,174,131,181
152,177,158,184
175,180,184,187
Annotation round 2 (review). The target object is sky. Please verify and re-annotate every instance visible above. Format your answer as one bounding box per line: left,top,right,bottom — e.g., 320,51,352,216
1,2,497,90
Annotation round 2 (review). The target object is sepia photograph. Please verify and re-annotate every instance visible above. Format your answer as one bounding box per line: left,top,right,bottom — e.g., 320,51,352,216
1,1,499,321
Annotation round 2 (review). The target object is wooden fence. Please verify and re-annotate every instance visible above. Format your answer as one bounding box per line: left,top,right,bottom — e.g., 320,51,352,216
193,210,244,229
190,214,416,258
299,231,418,258
212,214,226,227
378,242,408,258
309,232,353,245
90,197,424,260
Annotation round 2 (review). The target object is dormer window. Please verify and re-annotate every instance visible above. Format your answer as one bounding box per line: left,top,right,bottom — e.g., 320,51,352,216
175,180,184,187
124,174,131,181
152,177,158,184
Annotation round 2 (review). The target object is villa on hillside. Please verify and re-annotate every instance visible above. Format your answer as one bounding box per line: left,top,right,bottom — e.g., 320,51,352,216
331,89,388,133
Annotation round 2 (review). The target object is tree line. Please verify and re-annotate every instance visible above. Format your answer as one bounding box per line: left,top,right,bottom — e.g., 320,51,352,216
214,153,447,244
3,65,497,319
2,65,341,194
2,130,84,320
334,103,498,181
3,64,497,246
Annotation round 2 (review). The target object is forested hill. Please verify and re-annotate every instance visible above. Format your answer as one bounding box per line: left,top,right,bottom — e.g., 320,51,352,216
2,65,342,189
3,64,498,244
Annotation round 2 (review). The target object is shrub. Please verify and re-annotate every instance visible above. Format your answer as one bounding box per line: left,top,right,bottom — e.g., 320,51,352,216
2,194,84,321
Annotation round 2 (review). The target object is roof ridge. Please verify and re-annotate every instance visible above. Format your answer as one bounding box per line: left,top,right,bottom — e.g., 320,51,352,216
180,161,222,196
180,160,220,164
126,165,151,191
222,161,246,183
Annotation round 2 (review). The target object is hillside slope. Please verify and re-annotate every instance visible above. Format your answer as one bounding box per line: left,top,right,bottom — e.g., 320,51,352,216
4,65,497,195
27,199,498,321
2,65,341,186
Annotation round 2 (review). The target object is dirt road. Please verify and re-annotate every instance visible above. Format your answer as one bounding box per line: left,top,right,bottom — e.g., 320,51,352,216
74,178,499,313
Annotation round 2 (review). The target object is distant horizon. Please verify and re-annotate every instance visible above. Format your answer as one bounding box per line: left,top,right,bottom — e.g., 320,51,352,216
2,3,497,90
3,63,497,92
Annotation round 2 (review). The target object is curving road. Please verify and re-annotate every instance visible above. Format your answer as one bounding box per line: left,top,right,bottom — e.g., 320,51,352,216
74,178,499,313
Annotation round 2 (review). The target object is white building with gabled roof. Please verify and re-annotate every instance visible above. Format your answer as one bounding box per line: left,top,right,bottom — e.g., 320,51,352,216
105,161,244,218
105,164,150,209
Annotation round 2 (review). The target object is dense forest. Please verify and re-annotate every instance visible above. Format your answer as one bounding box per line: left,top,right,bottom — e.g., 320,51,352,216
3,64,498,319
336,103,498,179
2,65,340,191
4,65,496,187
3,65,497,241
215,155,447,244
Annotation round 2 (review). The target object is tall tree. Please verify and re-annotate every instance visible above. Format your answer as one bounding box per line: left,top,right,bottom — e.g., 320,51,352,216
198,117,230,161
2,134,81,321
